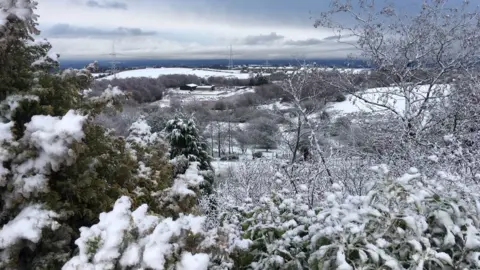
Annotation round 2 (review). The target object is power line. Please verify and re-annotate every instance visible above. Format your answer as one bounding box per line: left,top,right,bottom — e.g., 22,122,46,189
98,41,127,78
108,42,121,79
219,44,240,70
229,44,233,70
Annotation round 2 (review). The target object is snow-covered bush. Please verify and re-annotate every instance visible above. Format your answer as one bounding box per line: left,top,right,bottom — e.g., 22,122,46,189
64,161,243,270
308,165,480,269
63,196,214,270
215,160,278,206
233,166,480,269
237,188,315,269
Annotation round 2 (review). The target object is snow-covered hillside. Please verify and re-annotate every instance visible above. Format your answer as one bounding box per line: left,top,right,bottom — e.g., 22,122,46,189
326,84,451,118
99,68,253,80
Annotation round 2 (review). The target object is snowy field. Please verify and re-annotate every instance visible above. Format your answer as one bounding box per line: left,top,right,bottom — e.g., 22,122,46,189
99,68,253,80
326,84,451,118
92,73,109,78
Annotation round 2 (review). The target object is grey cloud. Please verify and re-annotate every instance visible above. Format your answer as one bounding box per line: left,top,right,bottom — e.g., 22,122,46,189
323,34,355,41
284,38,323,46
243,32,284,45
85,0,127,9
46,24,156,38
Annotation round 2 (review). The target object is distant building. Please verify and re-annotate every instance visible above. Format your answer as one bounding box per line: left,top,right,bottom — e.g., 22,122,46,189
179,84,215,91
196,85,216,91
180,83,198,91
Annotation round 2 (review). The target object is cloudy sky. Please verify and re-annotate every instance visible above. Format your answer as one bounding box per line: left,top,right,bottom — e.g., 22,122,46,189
34,0,447,60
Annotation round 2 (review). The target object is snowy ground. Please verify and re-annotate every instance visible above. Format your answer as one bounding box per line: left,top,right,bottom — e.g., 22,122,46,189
211,148,286,177
256,101,294,111
98,68,254,80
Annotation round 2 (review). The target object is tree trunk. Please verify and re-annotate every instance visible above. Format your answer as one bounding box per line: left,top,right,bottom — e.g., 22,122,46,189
291,114,302,164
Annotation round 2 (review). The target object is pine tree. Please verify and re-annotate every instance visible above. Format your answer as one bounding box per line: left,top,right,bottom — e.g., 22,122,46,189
165,115,212,171
164,115,215,193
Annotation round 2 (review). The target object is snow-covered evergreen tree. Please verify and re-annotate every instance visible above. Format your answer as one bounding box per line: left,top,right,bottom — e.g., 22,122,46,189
165,115,211,171
165,115,214,196
0,1,173,268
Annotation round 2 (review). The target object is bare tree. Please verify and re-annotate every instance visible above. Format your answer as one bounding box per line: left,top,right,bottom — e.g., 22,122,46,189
280,69,336,184
246,116,279,152
315,0,480,142
279,110,311,164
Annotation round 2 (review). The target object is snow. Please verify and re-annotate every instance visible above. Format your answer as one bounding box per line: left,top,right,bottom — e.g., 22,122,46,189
92,73,109,78
64,195,211,270
9,110,87,200
32,50,59,66
2,94,39,120
98,85,123,100
90,85,125,106
326,84,451,118
20,110,86,169
63,196,134,269
336,247,353,270
0,204,58,248
170,162,204,196
0,121,13,142
466,225,480,250
119,244,141,266
127,117,158,147
257,101,294,111
142,215,206,269
0,0,35,28
176,252,210,270
99,68,253,80
91,196,132,266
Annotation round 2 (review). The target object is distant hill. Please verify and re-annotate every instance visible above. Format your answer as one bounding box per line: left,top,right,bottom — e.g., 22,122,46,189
59,58,369,70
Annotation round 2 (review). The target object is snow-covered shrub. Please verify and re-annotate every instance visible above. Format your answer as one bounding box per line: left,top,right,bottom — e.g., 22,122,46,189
233,165,480,269
125,117,173,212
64,161,241,270
307,166,480,269
236,188,315,269
63,196,213,270
215,159,278,206
154,162,205,217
